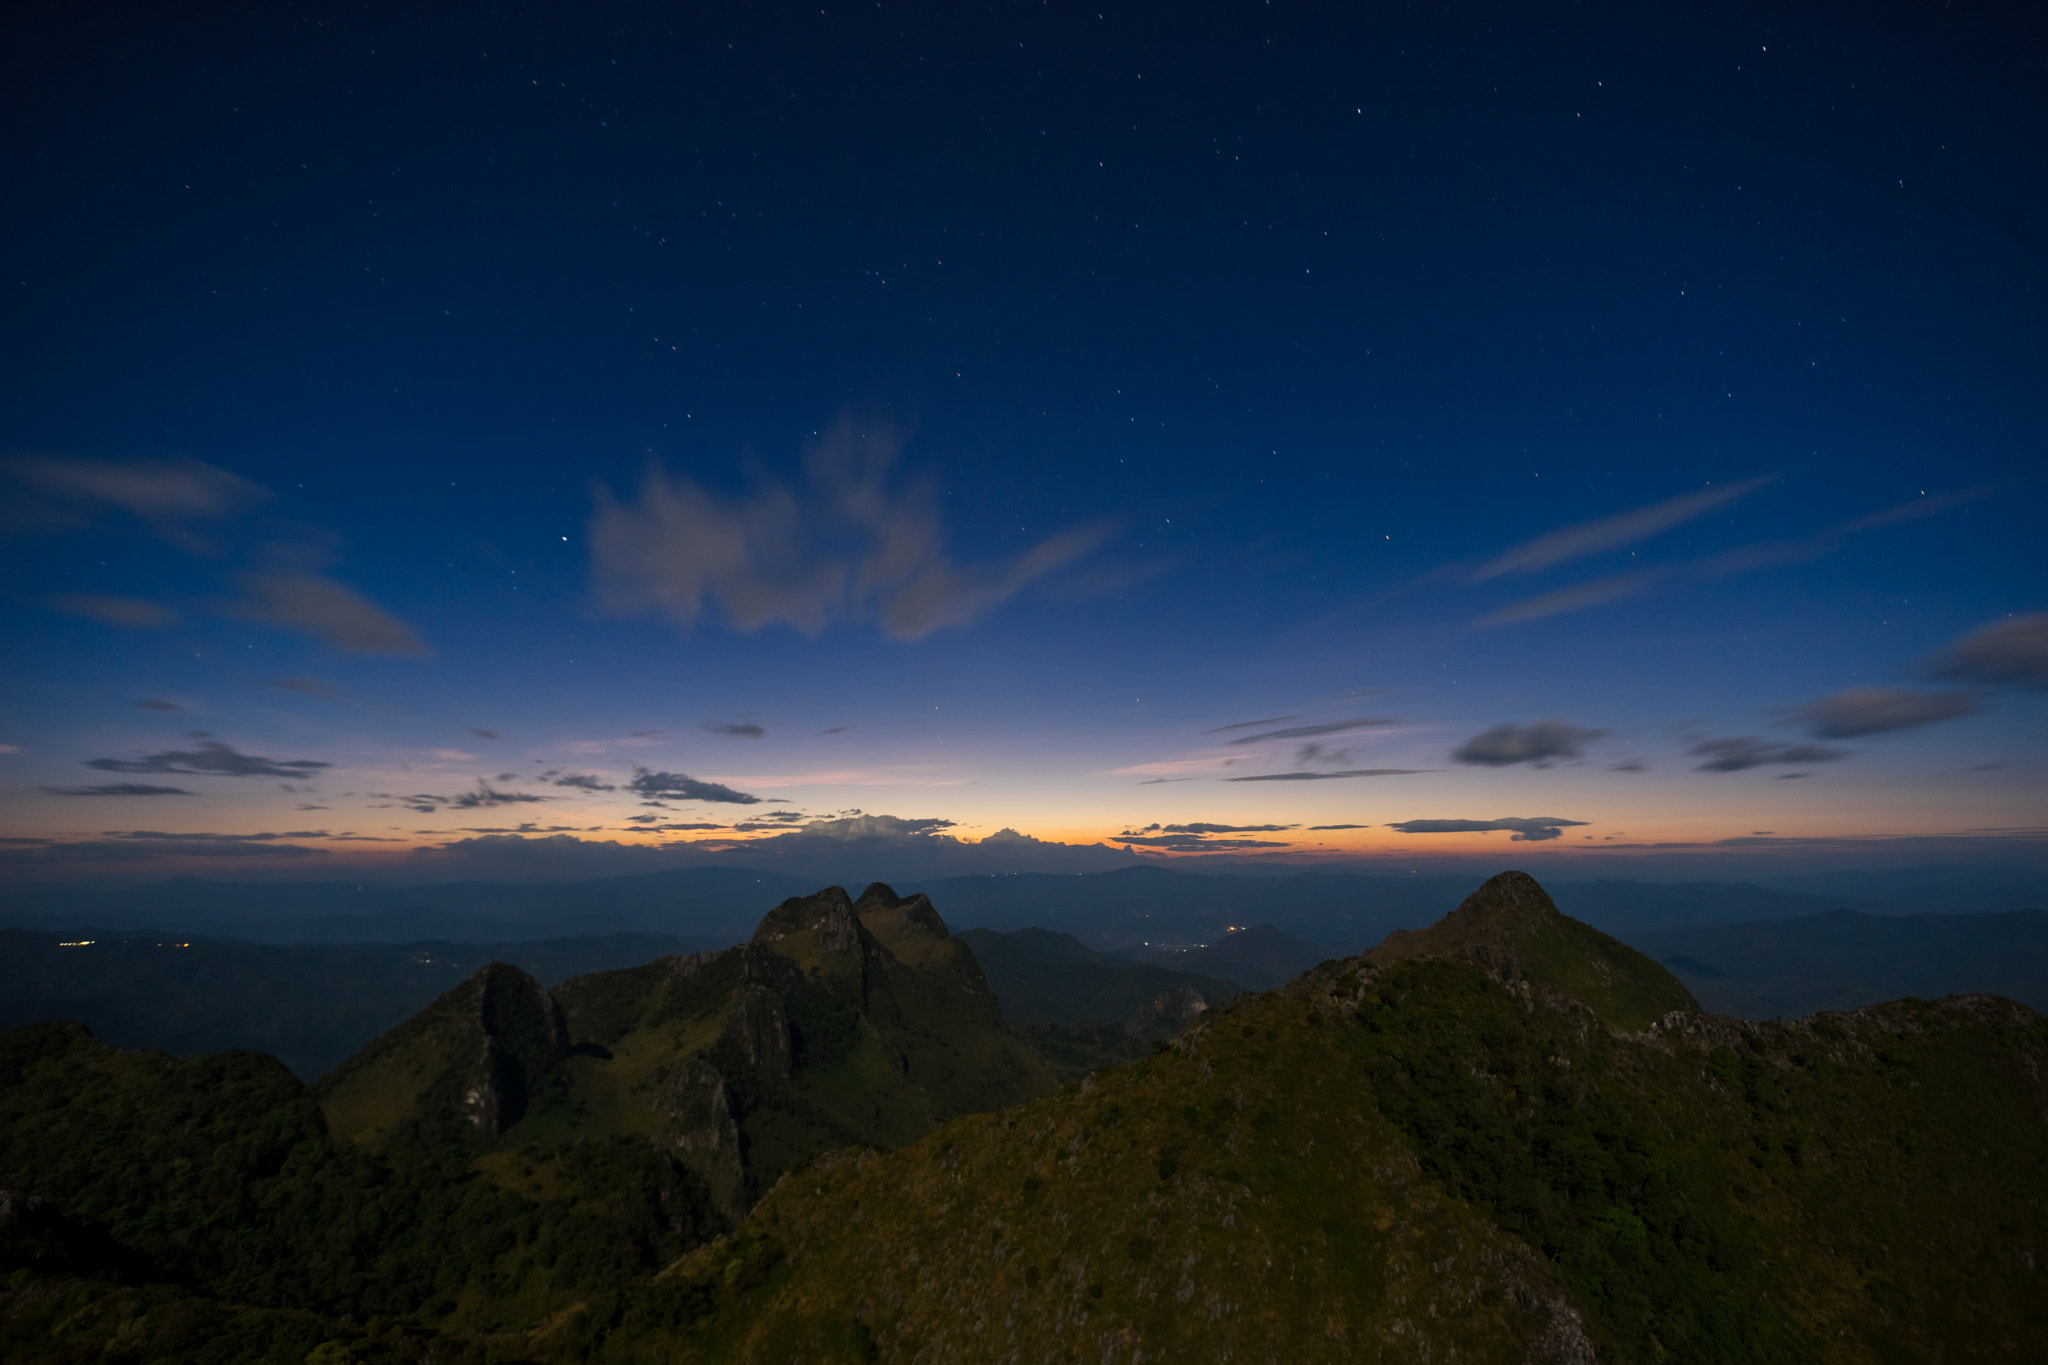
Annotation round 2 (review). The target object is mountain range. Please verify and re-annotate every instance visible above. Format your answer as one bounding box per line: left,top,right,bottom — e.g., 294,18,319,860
3,871,2044,1361
11,863,2042,953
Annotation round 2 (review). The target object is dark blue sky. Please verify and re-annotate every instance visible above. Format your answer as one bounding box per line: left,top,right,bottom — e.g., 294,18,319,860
3,0,2043,883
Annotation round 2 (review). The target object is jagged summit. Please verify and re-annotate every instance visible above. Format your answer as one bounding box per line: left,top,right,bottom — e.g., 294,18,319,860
315,884,1050,1219
750,885,862,947
1368,869,1699,1031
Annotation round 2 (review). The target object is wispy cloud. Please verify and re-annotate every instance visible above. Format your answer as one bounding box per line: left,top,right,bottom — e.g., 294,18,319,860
1926,612,2048,691
548,772,617,792
1386,815,1589,842
1224,717,1395,746
385,782,550,813
41,782,195,797
0,831,326,861
50,593,182,628
1202,714,1304,734
627,767,763,805
232,570,427,654
1475,572,1661,626
1479,486,1992,627
1452,721,1606,766
1689,737,1849,772
703,719,767,739
85,737,330,780
1115,823,1294,851
1471,477,1773,581
1223,768,1431,782
5,455,267,527
1698,486,1995,577
271,675,358,703
589,415,1110,641
1787,687,1979,739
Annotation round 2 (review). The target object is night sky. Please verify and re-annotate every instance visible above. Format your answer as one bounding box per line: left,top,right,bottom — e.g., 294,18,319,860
3,1,2043,885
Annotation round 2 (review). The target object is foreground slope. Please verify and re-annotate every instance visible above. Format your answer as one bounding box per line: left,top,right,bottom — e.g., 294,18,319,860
587,871,2046,1364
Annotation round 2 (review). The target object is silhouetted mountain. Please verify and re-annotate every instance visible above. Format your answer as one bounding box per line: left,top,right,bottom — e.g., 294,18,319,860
1637,907,2048,1018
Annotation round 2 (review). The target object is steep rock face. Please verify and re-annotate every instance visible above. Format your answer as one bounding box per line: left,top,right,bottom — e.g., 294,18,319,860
1369,869,1699,1031
315,960,567,1146
751,885,866,956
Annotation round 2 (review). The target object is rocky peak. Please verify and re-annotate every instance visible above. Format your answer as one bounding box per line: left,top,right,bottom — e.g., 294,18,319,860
856,881,952,939
751,886,864,953
1364,870,1699,1032
462,962,568,1137
1372,869,1561,984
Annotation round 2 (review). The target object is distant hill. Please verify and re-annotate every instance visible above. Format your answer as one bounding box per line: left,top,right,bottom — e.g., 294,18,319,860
20,863,2026,955
0,863,1840,951
960,926,1241,1077
1129,922,1333,990
958,927,1241,1025
1637,907,2048,1018
1761,864,2048,914
0,928,702,1079
0,866,818,945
